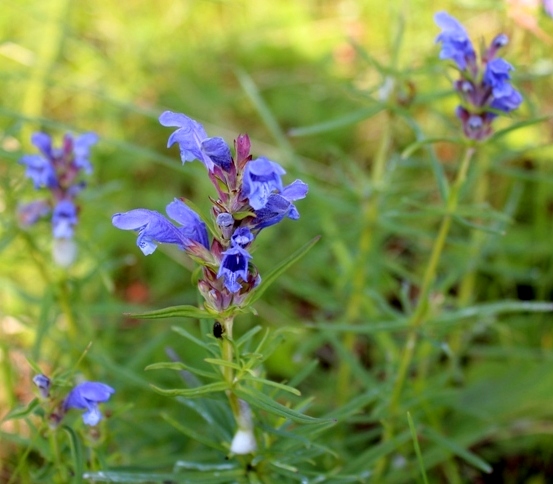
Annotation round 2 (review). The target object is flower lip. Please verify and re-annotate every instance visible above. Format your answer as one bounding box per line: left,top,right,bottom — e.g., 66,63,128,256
217,245,252,293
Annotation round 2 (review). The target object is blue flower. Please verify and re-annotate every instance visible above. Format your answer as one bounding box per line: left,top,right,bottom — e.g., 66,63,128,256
112,199,209,255
217,245,252,293
64,382,115,426
434,12,476,70
19,154,57,189
52,200,78,239
242,157,286,210
252,180,308,230
230,227,254,247
73,133,99,174
484,59,522,113
159,111,232,171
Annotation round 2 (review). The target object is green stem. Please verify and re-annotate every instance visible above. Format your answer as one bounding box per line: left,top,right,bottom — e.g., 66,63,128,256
336,112,391,403
374,146,474,480
221,317,240,423
389,145,474,413
49,430,64,483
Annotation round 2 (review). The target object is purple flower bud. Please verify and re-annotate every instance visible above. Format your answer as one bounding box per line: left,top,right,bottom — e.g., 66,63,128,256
64,382,114,426
217,213,235,239
33,374,51,399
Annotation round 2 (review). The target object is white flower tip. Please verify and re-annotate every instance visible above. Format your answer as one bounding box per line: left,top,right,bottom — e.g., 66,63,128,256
230,429,257,455
53,238,77,267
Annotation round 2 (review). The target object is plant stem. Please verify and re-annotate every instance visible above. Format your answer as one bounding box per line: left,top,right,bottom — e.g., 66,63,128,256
221,317,240,421
389,145,474,413
336,112,391,404
374,145,474,480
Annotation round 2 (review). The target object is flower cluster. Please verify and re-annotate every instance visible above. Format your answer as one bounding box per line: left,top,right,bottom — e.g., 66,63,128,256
112,111,307,312
18,132,98,265
435,12,523,140
33,374,114,427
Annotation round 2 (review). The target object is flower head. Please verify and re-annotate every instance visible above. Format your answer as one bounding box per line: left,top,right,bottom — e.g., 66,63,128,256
435,12,523,140
18,131,97,257
33,374,51,399
63,382,115,426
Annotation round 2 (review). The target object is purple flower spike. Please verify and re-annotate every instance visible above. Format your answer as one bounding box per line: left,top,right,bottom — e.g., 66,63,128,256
112,209,190,255
242,157,286,210
64,382,115,426
435,12,476,70
218,245,252,293
52,200,78,239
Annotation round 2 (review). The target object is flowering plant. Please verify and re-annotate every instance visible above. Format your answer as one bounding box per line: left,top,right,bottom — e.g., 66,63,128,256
18,132,98,266
113,111,317,454
435,11,523,140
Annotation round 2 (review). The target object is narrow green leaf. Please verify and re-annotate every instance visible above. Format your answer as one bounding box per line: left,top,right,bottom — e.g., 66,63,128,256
162,412,227,452
423,427,492,473
491,115,552,140
126,305,210,320
235,385,327,424
172,326,215,354
243,236,320,306
289,105,385,137
203,358,242,371
2,398,40,422
401,137,462,159
240,375,301,396
407,412,429,484
453,215,506,235
145,362,219,380
62,425,84,484
150,381,228,398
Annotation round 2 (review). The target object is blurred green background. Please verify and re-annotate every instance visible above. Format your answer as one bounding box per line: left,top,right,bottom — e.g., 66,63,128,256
1,0,553,482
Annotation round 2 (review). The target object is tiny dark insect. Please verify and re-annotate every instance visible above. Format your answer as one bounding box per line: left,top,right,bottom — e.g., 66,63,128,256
213,321,224,339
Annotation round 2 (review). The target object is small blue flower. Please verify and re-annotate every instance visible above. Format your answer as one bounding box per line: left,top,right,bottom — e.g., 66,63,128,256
64,382,115,426
159,111,232,171
19,154,57,189
484,59,522,113
252,180,308,230
242,157,286,210
218,245,252,293
73,133,99,174
112,199,209,255
230,227,254,247
434,12,476,70
52,200,78,239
